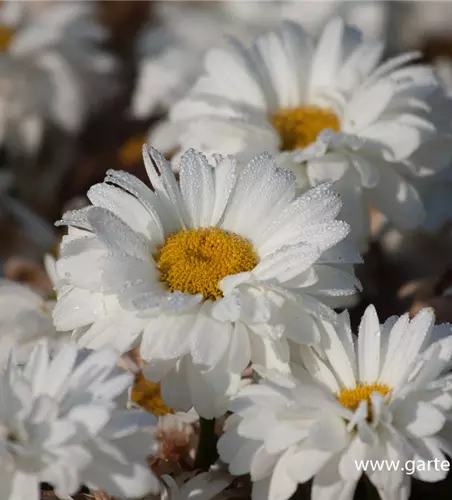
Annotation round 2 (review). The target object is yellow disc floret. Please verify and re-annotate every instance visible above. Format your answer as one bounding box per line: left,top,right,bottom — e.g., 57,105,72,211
338,383,391,421
131,373,174,416
155,227,259,301
0,26,13,52
270,105,340,151
118,134,147,166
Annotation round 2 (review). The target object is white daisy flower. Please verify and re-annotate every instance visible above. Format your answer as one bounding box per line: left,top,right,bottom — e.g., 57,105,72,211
156,18,452,245
0,341,160,499
132,1,390,120
218,305,452,500
0,275,68,368
52,146,360,418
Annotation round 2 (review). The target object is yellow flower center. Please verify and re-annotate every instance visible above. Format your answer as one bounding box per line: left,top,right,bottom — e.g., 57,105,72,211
270,105,340,151
155,227,259,301
338,383,391,420
118,134,147,166
131,373,174,416
0,26,13,51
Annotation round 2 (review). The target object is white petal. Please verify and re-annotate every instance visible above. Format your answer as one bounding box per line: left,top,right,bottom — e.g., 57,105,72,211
143,146,188,227
10,471,39,500
228,322,251,375
87,183,162,241
52,287,103,331
338,437,367,481
222,153,295,242
161,357,193,412
191,314,231,369
310,18,346,91
268,448,298,500
187,359,227,418
358,305,381,383
311,455,358,500
210,155,237,226
345,80,395,130
322,314,357,389
87,207,150,260
141,314,194,361
264,422,309,454
366,164,425,230
299,345,340,393
228,440,261,476
288,448,332,484
380,309,434,388
179,149,215,228
392,400,446,438
250,445,279,481
306,414,349,453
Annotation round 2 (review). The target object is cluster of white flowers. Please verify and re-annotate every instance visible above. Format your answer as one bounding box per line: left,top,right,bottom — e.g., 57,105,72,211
48,142,452,500
0,341,160,499
219,306,452,500
152,18,452,247
2,6,452,500
0,0,117,156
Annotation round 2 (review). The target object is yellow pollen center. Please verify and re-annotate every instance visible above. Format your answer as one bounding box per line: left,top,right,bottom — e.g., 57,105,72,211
118,134,147,166
0,26,13,52
131,373,174,416
155,227,259,301
270,105,340,151
338,383,391,419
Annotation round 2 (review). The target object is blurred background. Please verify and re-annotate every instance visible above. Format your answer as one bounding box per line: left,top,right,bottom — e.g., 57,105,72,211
3,0,452,326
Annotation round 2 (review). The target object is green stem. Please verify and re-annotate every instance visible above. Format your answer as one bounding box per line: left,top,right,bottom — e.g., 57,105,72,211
194,417,218,471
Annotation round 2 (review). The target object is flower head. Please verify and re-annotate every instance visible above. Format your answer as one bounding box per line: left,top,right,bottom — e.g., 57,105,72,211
157,18,452,245
53,146,360,418
219,305,452,500
132,2,389,119
0,341,160,499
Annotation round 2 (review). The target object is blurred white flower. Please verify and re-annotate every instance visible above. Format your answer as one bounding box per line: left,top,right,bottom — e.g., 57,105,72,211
0,1,117,156
0,277,68,368
131,1,262,121
156,18,452,246
0,53,80,156
0,341,160,499
413,57,452,232
53,146,360,418
132,1,390,120
219,305,452,500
